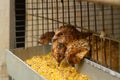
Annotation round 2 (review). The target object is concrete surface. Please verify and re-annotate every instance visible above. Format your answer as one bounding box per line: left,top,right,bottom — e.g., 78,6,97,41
0,0,10,80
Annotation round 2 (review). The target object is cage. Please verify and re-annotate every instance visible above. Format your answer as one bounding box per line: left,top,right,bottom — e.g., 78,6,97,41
7,0,120,80
25,0,120,72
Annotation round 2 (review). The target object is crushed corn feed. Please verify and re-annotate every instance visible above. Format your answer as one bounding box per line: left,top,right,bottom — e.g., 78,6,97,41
26,53,89,80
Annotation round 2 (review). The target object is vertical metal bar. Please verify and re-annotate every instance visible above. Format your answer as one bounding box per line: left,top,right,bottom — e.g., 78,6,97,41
73,0,76,26
31,0,34,47
36,0,39,46
87,3,91,39
51,0,54,30
101,38,104,65
102,5,107,66
111,6,114,36
56,0,59,28
62,0,64,25
103,39,107,66
96,36,99,61
94,4,98,61
119,42,120,72
87,2,90,31
25,0,27,48
24,0,26,48
80,1,83,32
42,0,44,34
61,0,63,3
14,0,17,48
94,3,97,32
87,2,92,58
67,0,70,24
25,0,28,49
46,0,49,32
102,5,105,31
109,40,112,69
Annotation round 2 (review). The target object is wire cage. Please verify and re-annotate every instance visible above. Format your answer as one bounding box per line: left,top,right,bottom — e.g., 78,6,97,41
23,0,120,72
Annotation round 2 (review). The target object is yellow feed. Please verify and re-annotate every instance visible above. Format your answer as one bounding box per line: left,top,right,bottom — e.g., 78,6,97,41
26,53,89,80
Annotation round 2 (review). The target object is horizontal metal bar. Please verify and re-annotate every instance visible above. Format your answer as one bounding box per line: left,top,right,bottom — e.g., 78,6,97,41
16,20,25,22
93,34,120,42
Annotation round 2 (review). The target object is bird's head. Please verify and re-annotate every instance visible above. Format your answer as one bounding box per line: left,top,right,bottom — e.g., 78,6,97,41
52,25,78,44
52,41,66,66
38,31,55,45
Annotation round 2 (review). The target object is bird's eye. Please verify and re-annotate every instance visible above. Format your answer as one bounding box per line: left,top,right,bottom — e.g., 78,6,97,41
58,32,63,37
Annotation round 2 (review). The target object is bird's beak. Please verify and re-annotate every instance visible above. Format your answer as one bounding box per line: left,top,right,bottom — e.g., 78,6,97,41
52,36,57,42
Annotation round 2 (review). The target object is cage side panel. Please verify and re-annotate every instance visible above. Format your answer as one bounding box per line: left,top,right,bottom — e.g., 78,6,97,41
5,49,120,80
5,50,46,80
78,59,120,80
91,34,120,72
10,45,51,61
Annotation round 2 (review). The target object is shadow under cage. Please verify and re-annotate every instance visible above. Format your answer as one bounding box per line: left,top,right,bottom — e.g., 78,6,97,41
25,0,120,72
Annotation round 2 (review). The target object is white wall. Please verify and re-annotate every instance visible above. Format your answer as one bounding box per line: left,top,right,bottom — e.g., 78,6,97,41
0,0,10,66
0,0,10,79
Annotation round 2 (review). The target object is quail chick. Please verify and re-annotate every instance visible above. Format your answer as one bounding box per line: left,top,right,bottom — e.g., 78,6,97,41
65,39,90,66
52,40,67,66
52,24,92,45
38,31,55,45
52,25,91,66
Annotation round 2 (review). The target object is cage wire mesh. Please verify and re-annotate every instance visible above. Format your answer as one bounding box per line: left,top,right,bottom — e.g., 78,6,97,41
25,0,120,72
